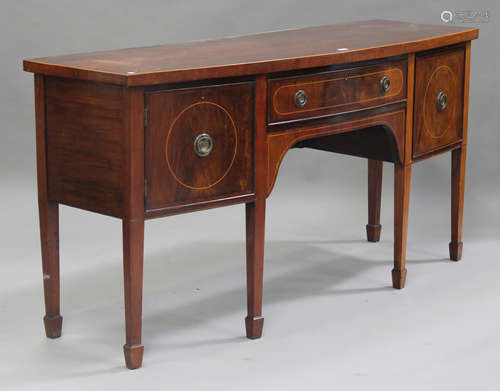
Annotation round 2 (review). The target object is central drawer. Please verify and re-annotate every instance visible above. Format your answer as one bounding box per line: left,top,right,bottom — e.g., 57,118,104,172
268,60,407,124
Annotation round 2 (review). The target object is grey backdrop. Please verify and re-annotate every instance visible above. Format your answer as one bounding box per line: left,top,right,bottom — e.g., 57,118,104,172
1,1,499,390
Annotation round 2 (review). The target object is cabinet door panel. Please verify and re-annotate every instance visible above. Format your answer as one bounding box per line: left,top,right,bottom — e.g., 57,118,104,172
145,82,254,211
413,47,465,158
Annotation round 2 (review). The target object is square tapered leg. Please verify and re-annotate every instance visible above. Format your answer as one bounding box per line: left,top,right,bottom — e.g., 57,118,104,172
367,159,383,242
245,200,265,339
39,200,62,338
35,75,63,339
450,147,466,261
122,219,145,369
393,163,411,289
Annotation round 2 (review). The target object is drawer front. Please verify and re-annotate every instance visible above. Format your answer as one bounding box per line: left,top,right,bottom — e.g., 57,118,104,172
145,82,254,211
268,60,407,123
413,47,465,158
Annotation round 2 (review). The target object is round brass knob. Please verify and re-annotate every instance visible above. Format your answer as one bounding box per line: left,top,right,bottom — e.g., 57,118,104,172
437,91,447,112
294,89,307,108
194,133,213,157
380,76,391,93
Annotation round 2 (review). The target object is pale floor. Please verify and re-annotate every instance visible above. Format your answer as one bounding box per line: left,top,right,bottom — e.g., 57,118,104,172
1,176,499,391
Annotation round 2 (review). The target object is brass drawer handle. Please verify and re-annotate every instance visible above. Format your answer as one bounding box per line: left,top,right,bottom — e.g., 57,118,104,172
194,133,213,157
294,89,307,108
437,91,447,112
380,76,391,93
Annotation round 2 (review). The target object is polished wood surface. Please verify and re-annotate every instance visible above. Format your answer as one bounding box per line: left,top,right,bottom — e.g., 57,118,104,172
268,59,407,123
24,20,478,369
245,199,265,339
367,159,383,242
393,163,411,289
413,45,465,158
45,77,124,217
35,75,63,339
450,41,471,261
267,107,405,196
145,82,254,211
24,20,477,86
121,86,145,369
244,75,268,339
122,219,145,370
404,53,416,164
450,147,466,261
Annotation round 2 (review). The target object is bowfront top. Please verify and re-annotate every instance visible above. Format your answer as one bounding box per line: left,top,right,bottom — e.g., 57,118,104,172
23,19,478,86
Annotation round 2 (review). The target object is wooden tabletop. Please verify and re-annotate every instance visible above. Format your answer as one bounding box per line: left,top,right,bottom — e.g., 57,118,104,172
23,20,478,86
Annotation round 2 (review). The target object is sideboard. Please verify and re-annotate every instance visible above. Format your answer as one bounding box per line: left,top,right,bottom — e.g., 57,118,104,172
23,20,479,369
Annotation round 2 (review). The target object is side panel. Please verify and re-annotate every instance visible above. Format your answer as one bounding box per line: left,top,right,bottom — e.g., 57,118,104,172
45,77,124,217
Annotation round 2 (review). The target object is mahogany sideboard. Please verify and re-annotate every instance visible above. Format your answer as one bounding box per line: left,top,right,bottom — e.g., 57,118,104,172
23,20,478,369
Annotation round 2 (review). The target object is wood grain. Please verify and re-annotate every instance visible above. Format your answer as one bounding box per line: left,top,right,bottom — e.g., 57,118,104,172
244,75,268,339
450,147,466,261
254,75,268,199
45,77,124,217
366,159,383,242
245,199,265,339
266,108,405,197
461,41,471,146
413,46,465,158
296,109,404,162
449,41,471,261
393,163,411,289
122,86,145,370
23,20,478,86
268,59,406,123
145,82,254,211
35,74,63,339
404,53,415,163
145,193,255,219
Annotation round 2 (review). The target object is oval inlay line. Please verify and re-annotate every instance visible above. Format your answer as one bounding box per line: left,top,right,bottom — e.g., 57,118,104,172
273,67,404,115
165,101,238,190
422,64,457,139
